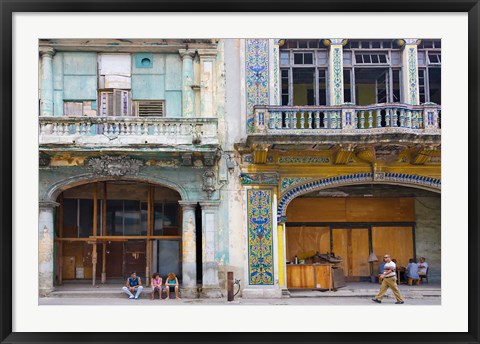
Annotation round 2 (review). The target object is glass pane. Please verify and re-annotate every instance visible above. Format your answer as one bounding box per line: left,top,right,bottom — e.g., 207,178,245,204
351,41,359,48
154,203,163,235
79,199,93,238
158,240,181,281
164,203,178,227
355,54,363,63
280,52,289,65
294,53,303,64
379,55,387,63
298,40,308,48
303,53,313,64
318,51,328,65
418,51,426,66
372,41,381,48
424,40,433,48
123,200,142,236
382,40,392,48
371,55,379,63
435,40,441,48
363,54,372,63
308,40,318,48
106,200,123,236
342,51,352,65
140,202,148,235
360,41,370,48
281,69,289,77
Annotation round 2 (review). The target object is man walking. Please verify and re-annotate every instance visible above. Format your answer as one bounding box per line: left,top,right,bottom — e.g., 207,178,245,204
372,254,404,304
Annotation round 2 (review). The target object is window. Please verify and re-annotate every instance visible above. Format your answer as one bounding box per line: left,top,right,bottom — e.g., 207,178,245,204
427,53,441,64
134,100,165,116
294,52,313,65
280,40,328,106
64,102,83,117
355,53,388,64
99,89,131,116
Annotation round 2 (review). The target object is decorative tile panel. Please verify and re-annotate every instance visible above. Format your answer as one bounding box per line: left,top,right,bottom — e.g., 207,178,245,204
240,173,279,185
277,173,440,218
279,156,330,164
407,46,419,105
281,177,314,192
273,43,280,105
331,46,343,105
247,189,274,285
246,39,269,133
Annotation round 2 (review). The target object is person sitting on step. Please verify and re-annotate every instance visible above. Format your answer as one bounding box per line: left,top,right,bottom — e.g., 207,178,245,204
165,272,180,300
122,271,143,300
151,272,163,300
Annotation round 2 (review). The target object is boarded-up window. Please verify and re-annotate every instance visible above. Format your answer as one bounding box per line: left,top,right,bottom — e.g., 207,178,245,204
64,102,83,116
98,54,131,89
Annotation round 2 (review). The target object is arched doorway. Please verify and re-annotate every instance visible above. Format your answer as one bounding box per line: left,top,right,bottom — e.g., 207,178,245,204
284,183,440,287
55,181,183,284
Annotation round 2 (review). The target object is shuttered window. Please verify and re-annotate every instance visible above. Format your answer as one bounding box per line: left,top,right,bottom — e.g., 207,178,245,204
99,90,131,116
134,100,165,116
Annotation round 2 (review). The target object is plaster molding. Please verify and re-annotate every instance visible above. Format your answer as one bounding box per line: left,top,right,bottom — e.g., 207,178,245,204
39,47,56,57
88,156,143,176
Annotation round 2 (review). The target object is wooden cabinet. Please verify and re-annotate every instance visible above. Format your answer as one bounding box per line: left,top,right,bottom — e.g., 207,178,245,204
287,264,333,290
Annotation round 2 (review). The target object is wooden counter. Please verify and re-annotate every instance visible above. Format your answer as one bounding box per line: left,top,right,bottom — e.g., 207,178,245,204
287,264,333,290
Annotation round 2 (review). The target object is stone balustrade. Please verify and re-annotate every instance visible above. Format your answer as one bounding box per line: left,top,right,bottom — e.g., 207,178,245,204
253,103,441,135
39,117,219,146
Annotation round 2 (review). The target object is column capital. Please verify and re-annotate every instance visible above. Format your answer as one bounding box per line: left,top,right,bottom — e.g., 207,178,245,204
179,49,196,60
39,201,60,210
402,39,421,46
199,200,220,209
277,216,287,224
178,201,197,210
196,48,217,59
326,39,347,46
39,47,56,57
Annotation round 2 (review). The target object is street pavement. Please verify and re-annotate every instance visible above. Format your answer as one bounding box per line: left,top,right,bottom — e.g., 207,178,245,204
39,296,441,306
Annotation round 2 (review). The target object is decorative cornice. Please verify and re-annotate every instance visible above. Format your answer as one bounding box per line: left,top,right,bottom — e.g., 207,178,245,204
39,201,60,209
88,156,143,176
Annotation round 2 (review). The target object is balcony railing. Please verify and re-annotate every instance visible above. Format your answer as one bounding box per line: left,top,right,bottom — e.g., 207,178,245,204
252,103,441,135
39,116,219,146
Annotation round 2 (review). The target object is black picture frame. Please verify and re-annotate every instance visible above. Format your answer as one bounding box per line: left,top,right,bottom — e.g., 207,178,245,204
1,1,479,343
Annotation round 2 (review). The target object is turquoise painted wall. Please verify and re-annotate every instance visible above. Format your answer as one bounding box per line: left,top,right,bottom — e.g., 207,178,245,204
132,53,182,117
63,52,97,100
50,52,183,117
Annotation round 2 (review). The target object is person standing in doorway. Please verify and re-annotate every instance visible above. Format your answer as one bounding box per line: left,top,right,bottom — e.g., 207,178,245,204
372,254,404,304
122,271,144,300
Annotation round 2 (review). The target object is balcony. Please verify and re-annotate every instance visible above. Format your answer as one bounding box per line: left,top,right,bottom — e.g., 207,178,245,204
248,103,441,147
39,116,219,151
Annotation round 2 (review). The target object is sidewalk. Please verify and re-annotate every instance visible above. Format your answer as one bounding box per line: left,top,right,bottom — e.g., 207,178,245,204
41,281,440,305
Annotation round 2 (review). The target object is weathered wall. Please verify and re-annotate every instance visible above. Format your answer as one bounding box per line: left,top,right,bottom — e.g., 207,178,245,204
414,197,441,283
217,38,246,294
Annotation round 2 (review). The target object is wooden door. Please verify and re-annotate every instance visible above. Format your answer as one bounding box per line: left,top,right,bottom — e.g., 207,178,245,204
332,228,369,279
124,240,146,279
62,256,75,280
372,226,414,270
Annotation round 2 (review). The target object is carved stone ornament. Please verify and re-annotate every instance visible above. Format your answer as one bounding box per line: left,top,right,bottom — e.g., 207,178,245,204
88,156,143,176
202,169,217,199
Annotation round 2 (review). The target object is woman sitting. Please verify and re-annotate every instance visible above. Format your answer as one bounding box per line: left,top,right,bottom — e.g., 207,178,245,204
165,272,180,300
151,272,163,300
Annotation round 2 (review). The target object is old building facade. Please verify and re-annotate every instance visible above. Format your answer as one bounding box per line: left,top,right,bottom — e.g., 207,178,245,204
38,38,441,298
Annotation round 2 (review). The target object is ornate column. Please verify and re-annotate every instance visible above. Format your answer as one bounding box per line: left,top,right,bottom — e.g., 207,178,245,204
401,39,421,105
39,47,56,116
197,49,217,117
39,201,59,296
199,201,222,298
270,39,281,106
179,49,196,117
179,201,197,298
327,39,345,106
